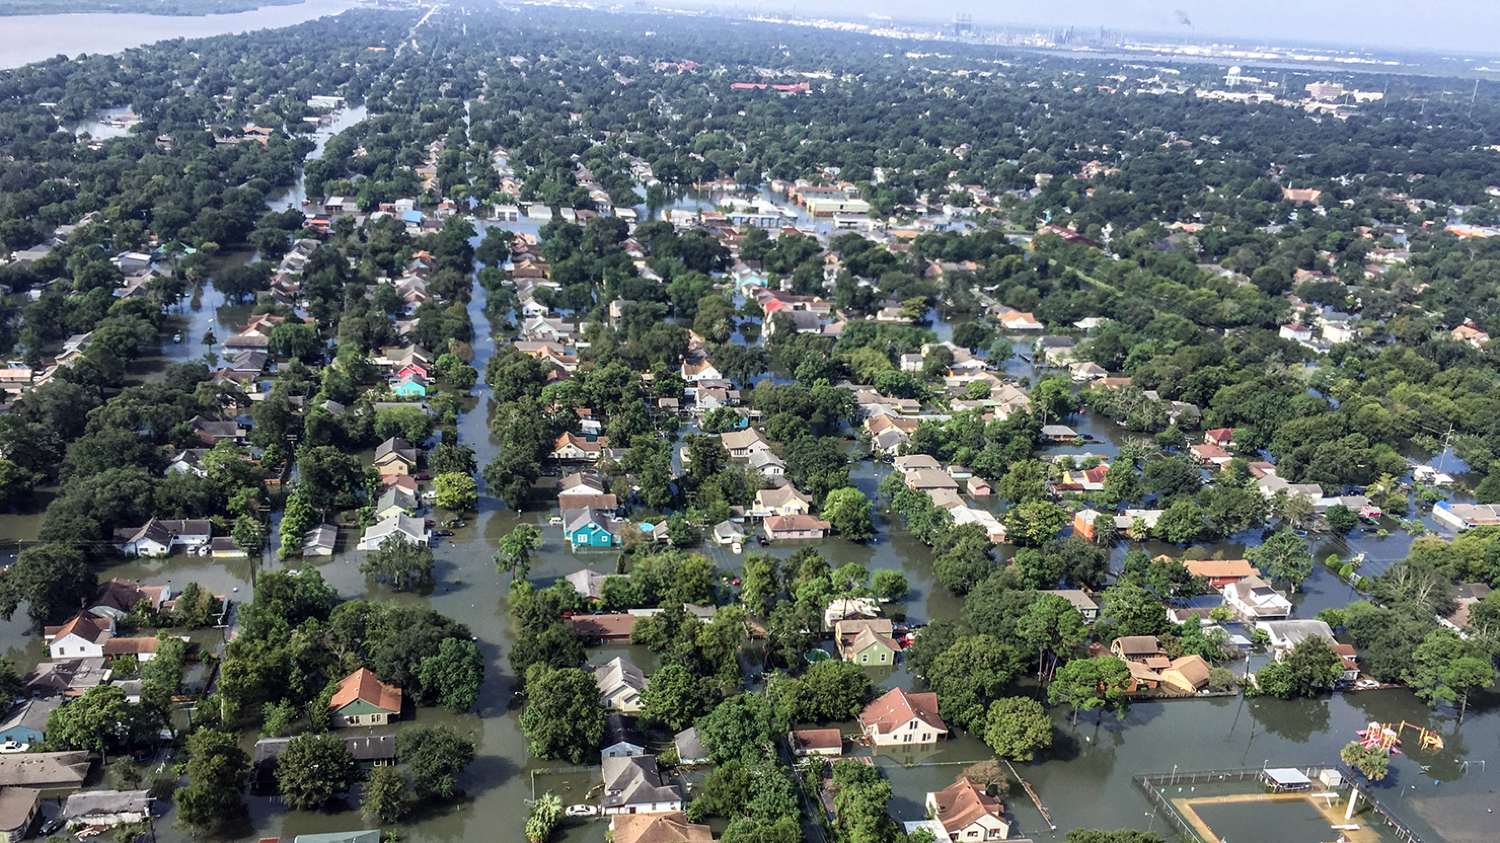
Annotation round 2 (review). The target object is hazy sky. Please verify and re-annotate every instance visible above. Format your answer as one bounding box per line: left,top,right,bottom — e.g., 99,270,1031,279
694,1,1500,55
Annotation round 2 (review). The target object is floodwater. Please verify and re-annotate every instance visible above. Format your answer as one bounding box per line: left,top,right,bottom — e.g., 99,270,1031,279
0,0,354,70
2,58,1496,843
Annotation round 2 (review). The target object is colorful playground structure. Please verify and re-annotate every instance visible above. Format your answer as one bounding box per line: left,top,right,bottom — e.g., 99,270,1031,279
1355,721,1444,753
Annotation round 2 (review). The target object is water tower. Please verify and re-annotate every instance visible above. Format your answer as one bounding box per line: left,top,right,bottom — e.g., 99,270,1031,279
1226,66,1243,87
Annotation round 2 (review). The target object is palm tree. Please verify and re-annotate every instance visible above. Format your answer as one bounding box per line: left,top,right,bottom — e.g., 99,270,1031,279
1340,740,1390,821
525,792,562,843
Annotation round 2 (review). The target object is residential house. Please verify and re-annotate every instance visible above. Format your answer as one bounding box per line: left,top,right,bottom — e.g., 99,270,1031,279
1204,428,1235,447
565,568,612,602
1433,502,1500,532
836,618,900,665
1439,583,1493,635
1189,442,1232,466
1256,471,1324,504
62,790,151,831
22,659,110,698
373,437,418,475
0,699,60,747
601,756,684,815
949,507,1008,544
293,832,381,843
0,752,91,789
551,432,608,462
1041,590,1099,623
1159,655,1212,694
601,713,647,759
1279,323,1313,343
252,734,395,788
572,614,637,641
905,469,959,493
673,727,711,765
1257,620,1337,659
824,597,882,630
925,778,1010,841
788,728,843,757
764,514,832,540
565,509,618,547
610,812,712,843
104,635,179,662
1057,464,1109,492
1331,644,1361,682
329,668,402,727
0,788,38,843
681,358,721,383
89,579,169,620
748,450,786,477
188,414,247,445
164,448,210,477
858,688,947,746
112,518,211,556
1182,559,1260,587
559,473,608,497
893,454,942,474
1069,361,1108,381
390,375,426,397
357,514,428,550
753,486,814,517
900,353,925,373
995,308,1043,331
1040,425,1078,442
720,428,773,459
44,614,113,660
966,477,992,497
1452,321,1490,349
1224,576,1293,620
713,520,746,546
1110,636,1169,669
374,487,419,520
595,657,649,713
871,428,909,456
303,524,338,557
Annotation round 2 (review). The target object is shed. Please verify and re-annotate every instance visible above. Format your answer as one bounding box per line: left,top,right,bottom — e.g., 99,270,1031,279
1261,768,1312,792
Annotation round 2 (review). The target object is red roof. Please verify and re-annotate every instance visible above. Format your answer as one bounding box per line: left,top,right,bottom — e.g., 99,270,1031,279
789,728,842,752
858,687,946,736
572,613,637,638
329,667,402,714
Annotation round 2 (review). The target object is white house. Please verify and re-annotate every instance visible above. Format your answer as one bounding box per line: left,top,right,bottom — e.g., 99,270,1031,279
601,713,646,759
601,756,684,815
1257,619,1337,659
858,688,947,746
1224,576,1293,620
594,657,649,713
44,614,114,660
926,778,1010,841
357,514,429,551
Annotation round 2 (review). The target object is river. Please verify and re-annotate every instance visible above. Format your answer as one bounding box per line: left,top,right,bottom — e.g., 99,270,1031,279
0,0,353,70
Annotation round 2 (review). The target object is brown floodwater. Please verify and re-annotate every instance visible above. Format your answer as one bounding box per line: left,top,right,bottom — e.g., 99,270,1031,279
1,230,1493,843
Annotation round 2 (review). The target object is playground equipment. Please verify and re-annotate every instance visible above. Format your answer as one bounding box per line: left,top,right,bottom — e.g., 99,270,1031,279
1356,722,1401,752
1398,721,1444,752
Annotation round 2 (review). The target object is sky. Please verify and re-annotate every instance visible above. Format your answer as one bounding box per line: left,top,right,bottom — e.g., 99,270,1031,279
684,1,1500,55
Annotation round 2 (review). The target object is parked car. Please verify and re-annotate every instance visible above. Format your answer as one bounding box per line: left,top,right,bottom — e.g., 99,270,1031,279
433,529,454,537
414,473,431,481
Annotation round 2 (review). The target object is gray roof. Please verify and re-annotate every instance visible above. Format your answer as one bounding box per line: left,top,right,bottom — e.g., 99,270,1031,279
62,789,150,820
674,727,710,763
253,734,395,784
374,437,418,464
304,523,338,550
601,755,683,809
0,698,61,735
594,657,648,695
565,508,612,535
0,788,37,833
0,751,91,787
294,832,381,843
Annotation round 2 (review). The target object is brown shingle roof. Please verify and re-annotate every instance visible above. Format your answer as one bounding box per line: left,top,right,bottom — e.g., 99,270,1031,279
329,668,402,714
611,811,713,843
789,728,842,752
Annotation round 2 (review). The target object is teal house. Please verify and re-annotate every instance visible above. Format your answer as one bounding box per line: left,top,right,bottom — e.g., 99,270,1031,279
391,375,427,397
565,509,617,548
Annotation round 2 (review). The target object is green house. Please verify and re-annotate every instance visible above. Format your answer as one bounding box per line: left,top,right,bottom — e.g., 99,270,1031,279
329,668,402,728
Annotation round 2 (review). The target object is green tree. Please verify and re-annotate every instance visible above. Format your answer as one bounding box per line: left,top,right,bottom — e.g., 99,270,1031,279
496,523,543,580
1049,657,1131,725
1066,831,1167,843
776,660,874,722
1402,628,1496,723
418,637,485,712
1100,581,1169,637
870,569,910,601
275,733,360,809
697,692,782,763
1340,741,1390,782
360,764,410,823
1016,593,1087,681
982,697,1054,761
0,544,97,627
822,487,875,541
434,472,478,512
928,634,1022,731
1249,530,1314,592
639,663,714,731
396,726,477,800
1324,504,1359,536
359,535,435,590
525,792,562,843
1004,500,1069,546
232,517,266,555
174,728,250,832
1253,638,1342,699
277,491,319,560
43,685,157,754
739,553,781,617
519,665,605,764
